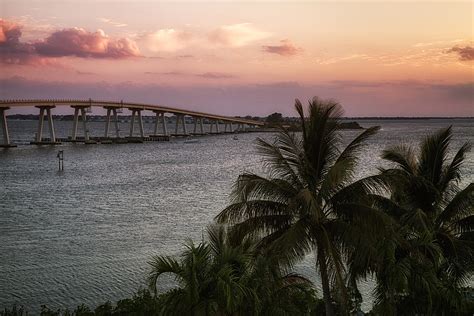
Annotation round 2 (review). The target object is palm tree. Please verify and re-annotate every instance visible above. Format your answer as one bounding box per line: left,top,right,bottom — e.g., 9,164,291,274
216,97,387,316
148,225,316,315
148,226,253,315
372,126,473,313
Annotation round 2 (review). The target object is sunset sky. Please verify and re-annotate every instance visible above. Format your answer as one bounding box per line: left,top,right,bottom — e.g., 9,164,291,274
1,0,473,116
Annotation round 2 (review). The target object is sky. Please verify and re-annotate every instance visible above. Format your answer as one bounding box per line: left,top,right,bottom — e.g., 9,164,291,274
0,0,473,117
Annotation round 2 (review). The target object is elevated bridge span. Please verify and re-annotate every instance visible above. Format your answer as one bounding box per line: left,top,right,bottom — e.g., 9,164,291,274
0,99,264,147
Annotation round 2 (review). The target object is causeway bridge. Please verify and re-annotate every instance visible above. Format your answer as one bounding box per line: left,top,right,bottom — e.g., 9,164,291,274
0,99,264,147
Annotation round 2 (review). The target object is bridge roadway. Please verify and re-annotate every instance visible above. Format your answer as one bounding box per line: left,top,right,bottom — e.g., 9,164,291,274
0,99,264,147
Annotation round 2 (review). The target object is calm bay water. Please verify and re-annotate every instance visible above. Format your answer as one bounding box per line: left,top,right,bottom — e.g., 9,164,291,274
1,118,473,312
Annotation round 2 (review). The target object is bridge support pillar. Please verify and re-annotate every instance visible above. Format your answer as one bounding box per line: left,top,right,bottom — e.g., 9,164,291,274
151,111,168,136
174,115,187,136
192,117,205,135
0,107,16,148
129,108,144,138
229,122,233,133
104,107,120,138
71,105,91,142
162,113,168,135
32,105,59,145
215,120,220,133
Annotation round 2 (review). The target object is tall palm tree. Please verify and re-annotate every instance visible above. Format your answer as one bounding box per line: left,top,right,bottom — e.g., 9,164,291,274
372,126,473,313
216,97,387,316
148,225,316,315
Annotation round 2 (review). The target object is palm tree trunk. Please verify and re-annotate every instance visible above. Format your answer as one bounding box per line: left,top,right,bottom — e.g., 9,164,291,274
317,248,334,316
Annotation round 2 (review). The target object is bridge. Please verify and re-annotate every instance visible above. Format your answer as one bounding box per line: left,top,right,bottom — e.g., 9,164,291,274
0,99,264,147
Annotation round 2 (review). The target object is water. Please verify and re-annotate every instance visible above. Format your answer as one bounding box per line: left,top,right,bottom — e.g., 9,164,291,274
1,118,473,313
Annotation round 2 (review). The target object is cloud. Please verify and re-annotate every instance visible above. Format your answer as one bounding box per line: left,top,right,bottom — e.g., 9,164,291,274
0,19,140,64
141,23,271,54
262,39,301,56
316,54,370,65
208,23,270,47
98,18,128,28
34,28,140,58
196,72,235,79
413,39,463,48
0,19,52,65
144,71,235,79
145,71,187,76
76,70,96,75
0,19,21,43
143,29,193,52
446,46,474,61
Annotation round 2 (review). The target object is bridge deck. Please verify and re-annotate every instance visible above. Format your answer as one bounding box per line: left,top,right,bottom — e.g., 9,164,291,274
0,99,264,126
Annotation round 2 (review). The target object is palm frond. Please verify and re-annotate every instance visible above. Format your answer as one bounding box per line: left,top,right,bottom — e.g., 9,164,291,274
303,98,342,185
255,136,303,187
263,218,314,266
337,126,380,165
382,144,417,175
148,255,183,295
207,224,226,257
229,214,293,242
451,214,474,234
231,173,296,204
330,174,390,204
294,98,306,141
216,200,290,225
418,126,452,186
438,183,474,225
319,124,379,206
439,142,471,191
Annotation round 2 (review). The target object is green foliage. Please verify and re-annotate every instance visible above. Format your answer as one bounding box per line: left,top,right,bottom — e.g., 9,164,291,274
217,97,385,316
368,126,474,315
148,225,318,315
265,112,284,126
1,289,158,316
1,306,28,316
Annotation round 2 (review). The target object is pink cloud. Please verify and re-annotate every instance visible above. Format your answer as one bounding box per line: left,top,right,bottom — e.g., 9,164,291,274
208,23,270,47
0,19,53,65
144,71,236,79
447,46,474,61
262,39,301,56
197,72,235,79
143,29,193,52
34,28,140,58
0,19,21,43
0,19,140,65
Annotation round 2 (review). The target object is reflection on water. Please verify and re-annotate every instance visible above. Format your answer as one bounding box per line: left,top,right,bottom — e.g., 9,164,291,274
1,119,473,312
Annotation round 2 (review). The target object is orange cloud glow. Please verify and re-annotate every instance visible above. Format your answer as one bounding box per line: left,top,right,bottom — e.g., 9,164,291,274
447,46,474,61
208,23,270,47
